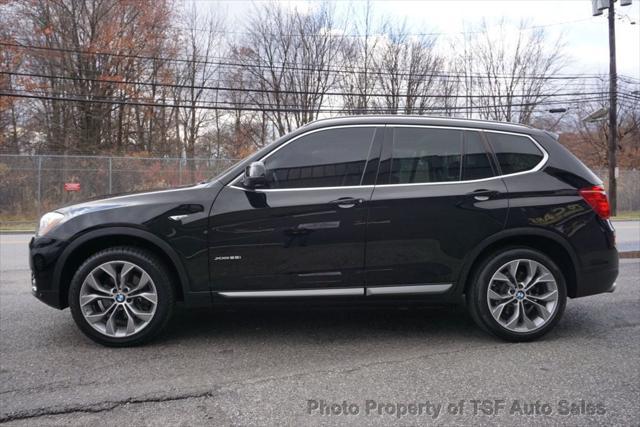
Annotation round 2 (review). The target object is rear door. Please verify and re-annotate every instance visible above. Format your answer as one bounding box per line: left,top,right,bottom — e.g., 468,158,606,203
208,126,383,294
365,126,509,294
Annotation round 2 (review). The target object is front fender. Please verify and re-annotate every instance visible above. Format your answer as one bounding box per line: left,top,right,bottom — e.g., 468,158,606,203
53,226,193,307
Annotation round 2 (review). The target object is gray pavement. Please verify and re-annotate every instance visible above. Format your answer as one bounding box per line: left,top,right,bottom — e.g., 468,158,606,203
0,225,639,425
615,220,640,252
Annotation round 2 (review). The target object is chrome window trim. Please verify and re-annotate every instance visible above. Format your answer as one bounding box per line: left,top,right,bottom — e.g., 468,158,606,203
375,125,548,188
217,288,365,298
229,184,376,192
228,124,548,192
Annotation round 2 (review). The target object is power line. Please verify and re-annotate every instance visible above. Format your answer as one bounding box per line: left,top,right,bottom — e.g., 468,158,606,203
13,89,620,112
3,69,616,92
0,90,614,113
1,71,618,101
6,87,614,108
4,41,635,81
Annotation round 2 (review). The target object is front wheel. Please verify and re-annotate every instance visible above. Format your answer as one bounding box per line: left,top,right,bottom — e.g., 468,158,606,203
467,247,567,342
69,247,174,346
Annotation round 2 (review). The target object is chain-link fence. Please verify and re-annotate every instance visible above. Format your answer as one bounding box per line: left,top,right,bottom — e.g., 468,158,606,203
0,155,638,228
0,154,238,227
593,168,640,213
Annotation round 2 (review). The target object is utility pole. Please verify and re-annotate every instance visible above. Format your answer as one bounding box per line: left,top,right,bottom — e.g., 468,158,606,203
592,0,633,216
608,0,618,216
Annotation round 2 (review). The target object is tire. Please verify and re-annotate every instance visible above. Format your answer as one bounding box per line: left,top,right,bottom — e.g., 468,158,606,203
69,246,174,346
466,247,567,342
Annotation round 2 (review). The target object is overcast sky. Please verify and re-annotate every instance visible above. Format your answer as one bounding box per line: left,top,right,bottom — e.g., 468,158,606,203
196,0,640,78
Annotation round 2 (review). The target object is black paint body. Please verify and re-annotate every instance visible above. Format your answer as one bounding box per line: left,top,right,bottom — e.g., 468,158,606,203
29,117,618,310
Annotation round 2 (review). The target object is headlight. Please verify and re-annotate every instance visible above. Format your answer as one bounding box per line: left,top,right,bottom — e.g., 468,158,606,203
36,212,66,237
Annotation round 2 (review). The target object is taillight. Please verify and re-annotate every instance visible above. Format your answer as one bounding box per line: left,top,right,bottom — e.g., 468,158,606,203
579,185,610,219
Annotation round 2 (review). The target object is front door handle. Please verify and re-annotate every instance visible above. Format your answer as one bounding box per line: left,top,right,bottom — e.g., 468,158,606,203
330,197,364,209
467,189,499,201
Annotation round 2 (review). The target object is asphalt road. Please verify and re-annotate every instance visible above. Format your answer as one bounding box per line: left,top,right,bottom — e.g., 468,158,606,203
0,227,639,425
615,220,640,253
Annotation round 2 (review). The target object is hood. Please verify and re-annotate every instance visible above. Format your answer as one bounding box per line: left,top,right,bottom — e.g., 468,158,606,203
42,180,224,240
56,182,214,216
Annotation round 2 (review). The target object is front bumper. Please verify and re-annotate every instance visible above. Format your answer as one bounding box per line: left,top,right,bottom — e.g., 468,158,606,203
29,236,67,309
31,286,64,309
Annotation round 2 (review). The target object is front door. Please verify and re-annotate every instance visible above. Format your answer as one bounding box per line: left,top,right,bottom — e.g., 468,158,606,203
208,126,382,293
365,126,509,291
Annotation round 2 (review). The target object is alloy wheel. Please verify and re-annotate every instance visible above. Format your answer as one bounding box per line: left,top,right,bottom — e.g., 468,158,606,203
79,260,158,337
486,259,559,333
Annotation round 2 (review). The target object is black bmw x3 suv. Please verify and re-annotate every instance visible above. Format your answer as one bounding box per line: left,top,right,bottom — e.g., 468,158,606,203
30,116,618,346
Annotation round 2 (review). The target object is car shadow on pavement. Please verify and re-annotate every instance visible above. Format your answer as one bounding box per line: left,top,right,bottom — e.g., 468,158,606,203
149,301,613,347
157,303,485,343
42,299,612,348
148,303,545,349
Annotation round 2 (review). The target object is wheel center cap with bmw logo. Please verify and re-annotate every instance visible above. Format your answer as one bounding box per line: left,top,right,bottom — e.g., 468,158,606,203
115,293,125,303
515,291,525,300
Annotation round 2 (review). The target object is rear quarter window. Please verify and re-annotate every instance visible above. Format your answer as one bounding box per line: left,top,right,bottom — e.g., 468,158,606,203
486,133,544,175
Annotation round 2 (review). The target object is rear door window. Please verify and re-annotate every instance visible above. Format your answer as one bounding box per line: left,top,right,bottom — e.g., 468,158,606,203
389,128,463,184
486,133,544,175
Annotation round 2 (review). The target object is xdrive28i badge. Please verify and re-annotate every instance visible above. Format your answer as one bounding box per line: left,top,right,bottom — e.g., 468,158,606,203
213,255,242,261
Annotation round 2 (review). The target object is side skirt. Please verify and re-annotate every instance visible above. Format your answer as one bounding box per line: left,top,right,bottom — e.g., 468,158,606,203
215,284,452,298
366,284,452,296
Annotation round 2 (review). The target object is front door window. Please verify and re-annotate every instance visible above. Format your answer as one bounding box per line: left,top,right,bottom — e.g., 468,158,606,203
263,127,376,189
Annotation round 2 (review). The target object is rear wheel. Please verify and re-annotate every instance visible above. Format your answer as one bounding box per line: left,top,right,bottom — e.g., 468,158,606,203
69,247,174,346
467,247,567,342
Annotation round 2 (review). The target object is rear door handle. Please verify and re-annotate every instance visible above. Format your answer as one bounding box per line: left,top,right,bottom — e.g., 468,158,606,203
330,197,364,209
467,189,499,201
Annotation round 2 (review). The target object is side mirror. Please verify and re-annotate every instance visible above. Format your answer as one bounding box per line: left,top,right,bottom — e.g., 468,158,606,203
243,161,268,188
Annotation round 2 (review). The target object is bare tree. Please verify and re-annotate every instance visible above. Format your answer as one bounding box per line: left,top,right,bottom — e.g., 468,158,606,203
373,22,443,115
438,57,464,117
564,77,640,169
233,2,342,136
232,5,292,136
455,20,566,123
0,5,23,153
286,4,342,126
10,0,175,154
340,0,379,114
175,4,224,169
223,48,268,157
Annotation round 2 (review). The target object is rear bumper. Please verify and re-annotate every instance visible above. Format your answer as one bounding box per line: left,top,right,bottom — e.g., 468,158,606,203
573,250,619,298
568,216,619,298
